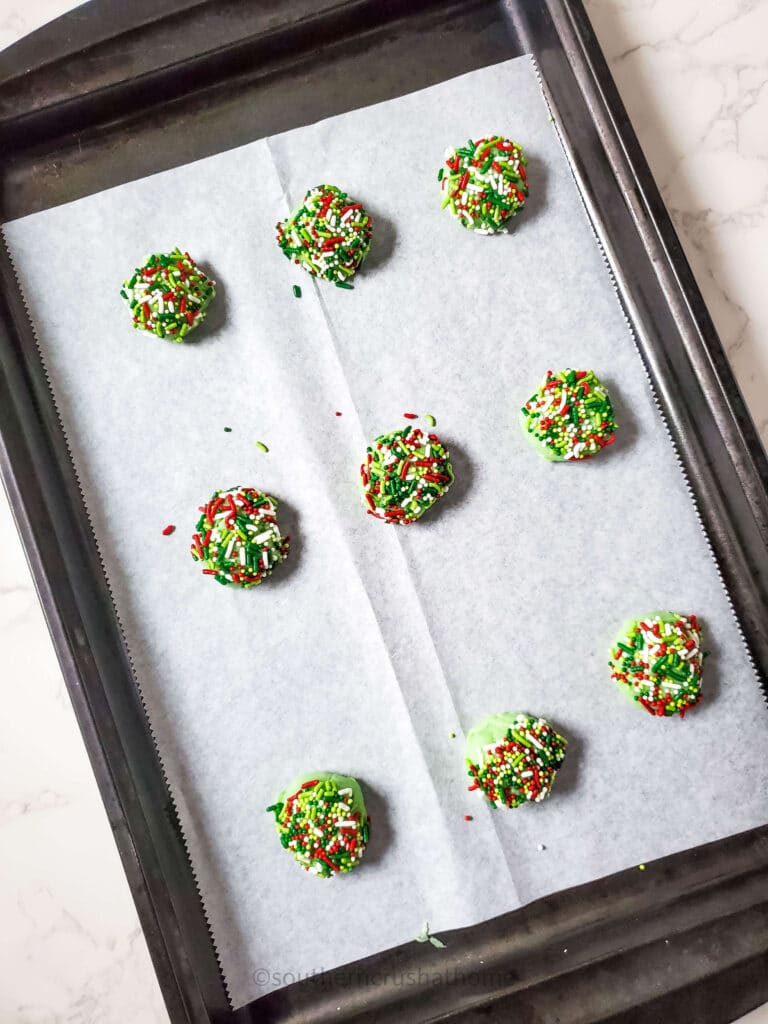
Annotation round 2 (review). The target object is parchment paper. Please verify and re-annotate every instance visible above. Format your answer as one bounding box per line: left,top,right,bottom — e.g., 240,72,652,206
5,56,768,1008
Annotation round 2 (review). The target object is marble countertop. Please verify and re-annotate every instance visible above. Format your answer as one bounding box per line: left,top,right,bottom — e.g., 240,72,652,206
1,2,766,1022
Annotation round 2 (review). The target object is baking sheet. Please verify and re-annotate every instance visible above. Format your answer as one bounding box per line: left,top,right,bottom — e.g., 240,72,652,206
5,54,768,1008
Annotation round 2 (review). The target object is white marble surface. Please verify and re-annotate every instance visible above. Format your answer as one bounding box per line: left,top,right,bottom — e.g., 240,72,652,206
0,2,766,1022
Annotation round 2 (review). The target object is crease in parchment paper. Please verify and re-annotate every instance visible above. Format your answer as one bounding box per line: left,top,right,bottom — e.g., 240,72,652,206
4,55,768,1008
265,132,523,903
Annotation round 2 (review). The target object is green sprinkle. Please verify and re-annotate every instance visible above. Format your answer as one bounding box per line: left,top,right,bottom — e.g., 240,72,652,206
292,284,302,298
255,441,269,453
425,413,437,427
335,281,354,290
223,427,232,432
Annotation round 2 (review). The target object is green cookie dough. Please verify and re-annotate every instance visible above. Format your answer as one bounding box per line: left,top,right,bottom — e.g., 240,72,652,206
466,712,567,809
267,772,370,877
120,248,215,340
275,184,373,285
609,612,704,717
439,135,528,233
190,486,289,587
360,425,454,524
520,369,617,461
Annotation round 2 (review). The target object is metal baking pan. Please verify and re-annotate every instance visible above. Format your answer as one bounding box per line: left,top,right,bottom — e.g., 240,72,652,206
1,1,767,1021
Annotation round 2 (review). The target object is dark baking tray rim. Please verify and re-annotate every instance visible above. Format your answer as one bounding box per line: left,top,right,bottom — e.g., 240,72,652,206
1,2,768,1022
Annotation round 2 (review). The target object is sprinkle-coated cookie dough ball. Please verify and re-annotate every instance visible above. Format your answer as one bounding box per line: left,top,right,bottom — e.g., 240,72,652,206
520,368,617,461
609,612,704,717
465,712,567,809
360,425,454,523
439,135,528,233
190,487,289,587
121,248,215,340
267,773,370,877
275,184,372,285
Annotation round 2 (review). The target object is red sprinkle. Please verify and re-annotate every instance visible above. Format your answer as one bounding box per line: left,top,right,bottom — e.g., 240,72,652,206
335,411,342,416
464,815,473,821
162,524,175,536
403,412,418,419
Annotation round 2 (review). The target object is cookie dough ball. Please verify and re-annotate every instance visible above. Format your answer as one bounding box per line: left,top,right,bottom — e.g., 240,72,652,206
439,135,528,233
190,487,289,587
520,368,617,461
360,425,454,524
267,773,370,877
609,612,704,717
275,184,373,285
465,712,567,809
120,248,215,340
